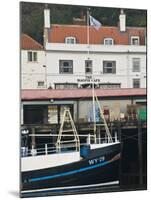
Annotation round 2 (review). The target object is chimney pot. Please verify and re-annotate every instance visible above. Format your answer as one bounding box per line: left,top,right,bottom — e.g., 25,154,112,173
44,9,50,28
119,9,126,32
120,9,124,14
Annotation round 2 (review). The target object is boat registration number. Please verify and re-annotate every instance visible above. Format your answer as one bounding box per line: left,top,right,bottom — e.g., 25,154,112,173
88,156,105,165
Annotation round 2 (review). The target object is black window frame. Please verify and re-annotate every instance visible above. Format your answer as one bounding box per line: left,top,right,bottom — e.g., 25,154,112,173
85,60,92,74
132,58,140,72
59,60,73,74
27,51,37,62
133,79,140,88
103,61,116,74
55,83,78,89
99,83,121,89
37,81,45,87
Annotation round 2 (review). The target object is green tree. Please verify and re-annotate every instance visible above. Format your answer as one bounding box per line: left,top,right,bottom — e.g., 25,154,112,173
20,2,147,44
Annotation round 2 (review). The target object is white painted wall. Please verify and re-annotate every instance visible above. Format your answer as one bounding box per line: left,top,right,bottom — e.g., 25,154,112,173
21,50,46,89
45,43,146,89
21,44,146,89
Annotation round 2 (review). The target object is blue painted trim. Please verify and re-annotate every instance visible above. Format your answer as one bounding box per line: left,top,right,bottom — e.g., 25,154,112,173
29,161,109,183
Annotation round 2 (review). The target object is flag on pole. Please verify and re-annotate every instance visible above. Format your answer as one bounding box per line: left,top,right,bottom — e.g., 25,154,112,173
89,15,102,30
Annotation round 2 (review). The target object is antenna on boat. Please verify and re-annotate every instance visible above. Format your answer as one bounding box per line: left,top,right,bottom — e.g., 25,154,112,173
56,108,80,152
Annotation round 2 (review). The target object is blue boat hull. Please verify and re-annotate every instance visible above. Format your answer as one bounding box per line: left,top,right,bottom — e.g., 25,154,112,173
21,143,121,192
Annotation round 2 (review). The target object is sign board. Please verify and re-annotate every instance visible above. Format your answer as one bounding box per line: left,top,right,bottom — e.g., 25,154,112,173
77,76,101,83
48,106,58,124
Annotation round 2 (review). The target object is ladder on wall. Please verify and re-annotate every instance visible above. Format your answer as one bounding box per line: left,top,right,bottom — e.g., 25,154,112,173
56,108,80,152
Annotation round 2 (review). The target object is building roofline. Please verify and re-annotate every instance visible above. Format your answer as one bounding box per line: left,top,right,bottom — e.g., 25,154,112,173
51,24,146,29
21,88,147,101
21,33,43,50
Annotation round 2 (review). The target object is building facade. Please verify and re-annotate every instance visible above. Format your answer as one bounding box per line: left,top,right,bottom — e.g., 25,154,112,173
21,88,146,125
44,9,146,89
21,9,147,90
21,34,46,89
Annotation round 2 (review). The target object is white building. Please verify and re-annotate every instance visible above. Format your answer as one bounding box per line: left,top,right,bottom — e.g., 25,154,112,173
21,34,46,89
21,9,146,90
43,9,146,89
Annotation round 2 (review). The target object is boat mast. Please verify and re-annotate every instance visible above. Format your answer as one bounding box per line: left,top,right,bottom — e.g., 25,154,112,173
87,9,90,58
87,9,96,143
56,108,80,152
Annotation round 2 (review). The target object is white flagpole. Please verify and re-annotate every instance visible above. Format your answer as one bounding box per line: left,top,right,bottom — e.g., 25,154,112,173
87,9,90,58
87,9,96,143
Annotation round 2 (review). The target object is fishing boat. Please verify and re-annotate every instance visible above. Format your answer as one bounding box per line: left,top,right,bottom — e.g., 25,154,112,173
20,9,121,195
21,91,121,195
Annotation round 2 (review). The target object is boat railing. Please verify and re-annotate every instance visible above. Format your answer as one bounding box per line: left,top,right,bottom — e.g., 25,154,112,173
91,136,119,144
21,134,119,157
21,142,87,157
91,131,119,144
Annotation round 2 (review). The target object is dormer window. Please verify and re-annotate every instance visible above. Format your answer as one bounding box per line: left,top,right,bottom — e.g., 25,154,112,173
131,36,140,45
65,37,76,44
104,38,114,45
